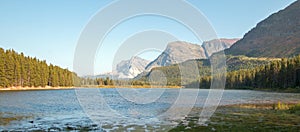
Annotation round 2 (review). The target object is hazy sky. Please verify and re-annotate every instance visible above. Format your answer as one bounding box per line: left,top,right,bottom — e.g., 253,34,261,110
0,0,296,75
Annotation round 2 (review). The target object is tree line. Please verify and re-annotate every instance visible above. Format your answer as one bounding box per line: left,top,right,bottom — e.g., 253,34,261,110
186,55,300,89
80,77,114,86
81,55,300,89
2,47,299,90
0,48,77,88
136,56,275,87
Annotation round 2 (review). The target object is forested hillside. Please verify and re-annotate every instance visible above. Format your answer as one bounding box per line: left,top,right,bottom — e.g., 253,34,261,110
0,48,78,88
186,55,300,89
136,56,275,86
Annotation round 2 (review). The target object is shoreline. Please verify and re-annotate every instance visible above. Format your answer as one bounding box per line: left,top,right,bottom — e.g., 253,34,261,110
2,102,299,131
95,85,182,88
252,88,300,93
172,102,300,131
0,85,182,91
1,86,300,93
0,86,75,91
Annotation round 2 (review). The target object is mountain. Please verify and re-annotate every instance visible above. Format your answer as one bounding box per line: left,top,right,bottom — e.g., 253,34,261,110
226,1,300,57
94,39,237,79
115,56,150,79
203,38,239,56
145,41,206,70
91,57,150,79
145,39,237,70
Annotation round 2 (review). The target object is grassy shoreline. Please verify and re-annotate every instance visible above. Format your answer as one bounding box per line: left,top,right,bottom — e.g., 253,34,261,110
205,87,300,93
171,102,300,131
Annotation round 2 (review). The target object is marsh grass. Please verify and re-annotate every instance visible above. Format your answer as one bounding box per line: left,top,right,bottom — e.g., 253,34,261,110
289,103,300,115
171,103,300,132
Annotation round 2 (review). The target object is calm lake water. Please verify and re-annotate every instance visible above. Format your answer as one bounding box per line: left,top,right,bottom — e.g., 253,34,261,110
1,88,300,131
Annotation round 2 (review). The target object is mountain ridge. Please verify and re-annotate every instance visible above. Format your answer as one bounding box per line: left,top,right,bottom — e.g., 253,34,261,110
145,39,238,70
145,41,207,70
95,38,238,79
225,1,300,57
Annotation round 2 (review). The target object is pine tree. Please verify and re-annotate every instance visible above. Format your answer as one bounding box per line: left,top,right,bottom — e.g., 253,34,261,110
0,48,78,89
0,48,7,87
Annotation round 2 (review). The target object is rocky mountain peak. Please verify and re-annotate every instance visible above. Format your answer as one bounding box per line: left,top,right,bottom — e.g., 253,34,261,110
115,56,150,79
145,41,207,70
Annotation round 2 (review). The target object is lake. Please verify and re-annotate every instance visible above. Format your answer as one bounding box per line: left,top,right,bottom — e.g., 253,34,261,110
1,88,300,131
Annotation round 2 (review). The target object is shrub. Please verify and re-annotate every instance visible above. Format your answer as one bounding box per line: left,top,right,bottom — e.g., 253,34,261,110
276,101,289,110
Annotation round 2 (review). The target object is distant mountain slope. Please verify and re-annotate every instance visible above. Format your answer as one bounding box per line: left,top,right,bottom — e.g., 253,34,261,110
91,56,150,79
145,41,206,70
203,38,239,56
145,39,237,70
226,1,300,57
116,56,150,79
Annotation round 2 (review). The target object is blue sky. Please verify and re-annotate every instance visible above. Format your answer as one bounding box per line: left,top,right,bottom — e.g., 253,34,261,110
0,0,297,75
